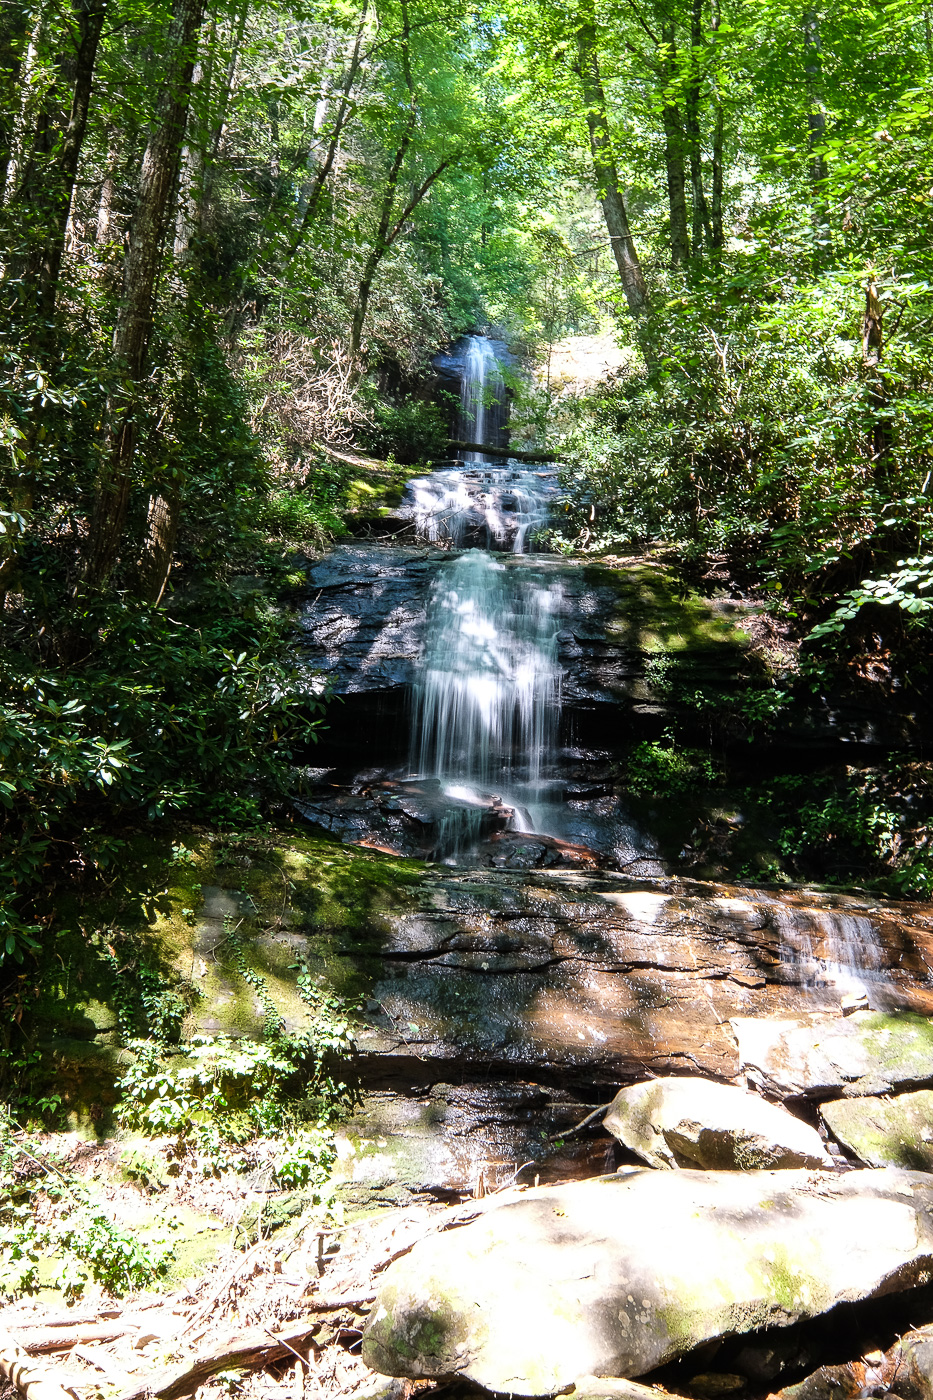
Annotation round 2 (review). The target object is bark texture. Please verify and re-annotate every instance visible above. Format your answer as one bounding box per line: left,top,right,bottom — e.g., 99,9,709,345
574,6,648,314
7,0,106,316
82,0,204,589
660,22,690,267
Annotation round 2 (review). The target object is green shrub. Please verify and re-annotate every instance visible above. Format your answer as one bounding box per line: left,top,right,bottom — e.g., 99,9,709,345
625,736,721,797
357,390,453,465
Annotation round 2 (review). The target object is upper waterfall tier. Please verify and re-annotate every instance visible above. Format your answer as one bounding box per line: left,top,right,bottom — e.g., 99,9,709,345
402,335,558,552
457,335,506,455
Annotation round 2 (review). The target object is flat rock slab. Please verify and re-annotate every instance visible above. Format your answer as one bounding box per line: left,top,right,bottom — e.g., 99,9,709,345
603,1076,829,1169
357,874,933,1089
361,1168,933,1396
732,1010,933,1098
822,1089,933,1169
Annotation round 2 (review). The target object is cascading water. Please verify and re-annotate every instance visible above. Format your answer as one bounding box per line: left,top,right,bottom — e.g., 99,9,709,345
414,550,562,855
400,335,560,553
771,903,886,1004
406,335,564,859
459,335,504,458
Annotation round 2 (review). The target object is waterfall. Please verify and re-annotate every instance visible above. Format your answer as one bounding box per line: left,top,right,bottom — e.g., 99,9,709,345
406,336,564,859
401,335,559,553
772,904,886,1004
459,335,504,457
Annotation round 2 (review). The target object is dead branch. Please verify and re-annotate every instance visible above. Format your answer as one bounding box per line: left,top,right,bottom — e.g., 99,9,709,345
9,1324,137,1353
545,1102,610,1143
0,1330,79,1400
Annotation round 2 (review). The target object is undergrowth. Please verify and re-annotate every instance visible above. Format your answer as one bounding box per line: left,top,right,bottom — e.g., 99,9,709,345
0,1114,174,1299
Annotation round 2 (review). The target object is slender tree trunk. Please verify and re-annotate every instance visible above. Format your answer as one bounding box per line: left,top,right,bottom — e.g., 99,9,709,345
862,278,890,482
802,7,829,254
36,0,106,314
709,0,724,250
685,0,713,254
287,2,368,257
82,0,204,589
96,131,119,242
574,4,648,314
349,153,452,358
349,0,458,358
2,9,43,207
0,1,30,195
173,57,205,270
5,0,106,316
660,22,690,268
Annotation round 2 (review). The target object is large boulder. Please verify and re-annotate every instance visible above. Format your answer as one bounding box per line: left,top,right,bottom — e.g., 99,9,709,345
731,1011,933,1098
821,1089,933,1169
361,1168,933,1396
602,1076,830,1169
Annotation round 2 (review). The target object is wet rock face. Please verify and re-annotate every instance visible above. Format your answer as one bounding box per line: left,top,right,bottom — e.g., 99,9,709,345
299,546,435,697
297,547,755,720
356,873,933,1094
602,1076,830,1170
361,1167,933,1394
293,778,603,867
332,1082,617,1206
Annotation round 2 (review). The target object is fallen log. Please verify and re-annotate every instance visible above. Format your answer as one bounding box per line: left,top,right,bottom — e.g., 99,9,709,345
446,439,560,464
113,1308,370,1400
12,1324,137,1353
0,1329,80,1400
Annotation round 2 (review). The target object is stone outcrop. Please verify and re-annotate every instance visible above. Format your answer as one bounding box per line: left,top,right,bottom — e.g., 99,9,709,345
357,874,933,1098
821,1089,933,1169
361,1168,933,1395
732,1009,933,1099
602,1076,830,1170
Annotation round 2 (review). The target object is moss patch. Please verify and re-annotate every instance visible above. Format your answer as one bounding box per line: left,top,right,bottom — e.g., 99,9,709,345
15,828,425,1128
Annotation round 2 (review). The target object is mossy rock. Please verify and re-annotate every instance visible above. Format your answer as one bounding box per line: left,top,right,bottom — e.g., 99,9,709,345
822,1089,933,1169
21,829,425,1122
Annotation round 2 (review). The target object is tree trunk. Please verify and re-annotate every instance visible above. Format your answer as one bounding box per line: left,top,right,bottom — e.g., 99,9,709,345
802,7,829,253
96,133,119,243
349,0,458,358
0,2,30,196
349,130,412,358
862,278,890,482
6,0,106,317
685,0,713,254
173,58,205,272
349,151,452,358
574,5,648,314
82,0,204,589
137,484,181,603
709,0,724,250
660,22,690,268
288,2,368,257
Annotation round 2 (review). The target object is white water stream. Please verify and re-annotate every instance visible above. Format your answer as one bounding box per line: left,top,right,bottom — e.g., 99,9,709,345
771,903,886,1002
